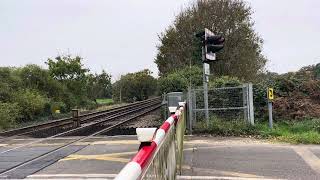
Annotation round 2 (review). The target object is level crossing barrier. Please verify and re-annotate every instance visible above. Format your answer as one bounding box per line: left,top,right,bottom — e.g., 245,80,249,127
115,102,186,180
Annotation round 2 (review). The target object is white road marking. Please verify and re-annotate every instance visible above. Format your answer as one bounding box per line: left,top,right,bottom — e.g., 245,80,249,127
26,173,117,179
181,165,265,178
293,146,320,174
177,175,285,180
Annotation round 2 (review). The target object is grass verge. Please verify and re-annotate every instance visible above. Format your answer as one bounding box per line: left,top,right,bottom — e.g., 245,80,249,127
194,118,320,144
96,98,114,105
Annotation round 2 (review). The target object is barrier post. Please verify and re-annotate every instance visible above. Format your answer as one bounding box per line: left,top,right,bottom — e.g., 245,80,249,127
115,102,186,180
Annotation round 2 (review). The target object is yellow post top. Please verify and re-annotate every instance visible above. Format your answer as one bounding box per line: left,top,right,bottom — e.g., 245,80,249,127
268,88,274,100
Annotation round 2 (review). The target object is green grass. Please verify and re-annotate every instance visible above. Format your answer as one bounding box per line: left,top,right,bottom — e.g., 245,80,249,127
194,118,320,144
95,98,114,105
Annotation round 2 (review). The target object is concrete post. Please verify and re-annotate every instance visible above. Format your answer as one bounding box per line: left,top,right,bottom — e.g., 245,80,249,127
248,83,254,125
242,84,248,122
268,101,273,128
188,87,193,134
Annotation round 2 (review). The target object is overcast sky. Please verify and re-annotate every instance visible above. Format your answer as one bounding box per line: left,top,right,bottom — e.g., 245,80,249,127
0,0,319,80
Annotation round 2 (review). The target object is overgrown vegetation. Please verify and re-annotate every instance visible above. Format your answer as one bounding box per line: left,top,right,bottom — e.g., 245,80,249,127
195,118,320,144
0,55,112,130
254,64,320,120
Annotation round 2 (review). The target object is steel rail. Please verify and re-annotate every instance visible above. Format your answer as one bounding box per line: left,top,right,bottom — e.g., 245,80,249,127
0,97,160,141
0,98,161,154
0,103,162,178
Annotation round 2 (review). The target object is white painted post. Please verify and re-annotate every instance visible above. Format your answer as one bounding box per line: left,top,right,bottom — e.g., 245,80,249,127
188,87,193,134
242,84,248,122
248,83,254,125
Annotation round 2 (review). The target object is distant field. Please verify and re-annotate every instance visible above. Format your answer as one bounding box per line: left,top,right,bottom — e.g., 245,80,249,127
96,98,114,105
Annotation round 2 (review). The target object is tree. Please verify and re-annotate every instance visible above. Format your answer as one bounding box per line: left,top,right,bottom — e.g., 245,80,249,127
0,67,21,102
17,64,64,99
87,70,112,100
155,0,267,81
46,55,88,81
158,66,203,94
113,69,157,102
46,55,90,106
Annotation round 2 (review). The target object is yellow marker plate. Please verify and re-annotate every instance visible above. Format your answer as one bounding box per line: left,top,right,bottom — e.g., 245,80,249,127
268,88,274,100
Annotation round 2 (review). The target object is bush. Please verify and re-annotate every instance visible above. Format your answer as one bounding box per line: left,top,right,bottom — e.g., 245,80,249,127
113,69,157,103
194,117,257,136
45,101,67,115
158,66,202,94
209,76,242,88
0,102,21,130
158,73,188,94
12,89,48,122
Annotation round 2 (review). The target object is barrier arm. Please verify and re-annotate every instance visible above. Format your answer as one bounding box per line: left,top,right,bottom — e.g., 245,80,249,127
115,102,186,180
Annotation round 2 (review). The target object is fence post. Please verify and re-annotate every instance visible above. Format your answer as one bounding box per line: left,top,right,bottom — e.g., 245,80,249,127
242,84,248,122
72,109,80,128
162,93,168,118
192,89,197,125
188,87,193,134
248,83,254,125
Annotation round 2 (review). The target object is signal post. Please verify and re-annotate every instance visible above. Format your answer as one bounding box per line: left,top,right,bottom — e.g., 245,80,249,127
268,88,274,128
196,28,225,126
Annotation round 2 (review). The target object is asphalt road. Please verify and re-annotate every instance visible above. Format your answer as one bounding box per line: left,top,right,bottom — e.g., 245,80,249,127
180,136,320,180
1,136,320,179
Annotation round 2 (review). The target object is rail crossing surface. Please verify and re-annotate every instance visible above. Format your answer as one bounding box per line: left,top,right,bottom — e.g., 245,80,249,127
1,99,320,179
1,135,320,179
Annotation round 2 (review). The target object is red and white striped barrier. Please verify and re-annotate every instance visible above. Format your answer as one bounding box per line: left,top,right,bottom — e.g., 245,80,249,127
115,105,184,180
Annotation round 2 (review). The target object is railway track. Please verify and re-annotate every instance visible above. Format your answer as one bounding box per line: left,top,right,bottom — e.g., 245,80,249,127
0,97,161,140
0,97,163,178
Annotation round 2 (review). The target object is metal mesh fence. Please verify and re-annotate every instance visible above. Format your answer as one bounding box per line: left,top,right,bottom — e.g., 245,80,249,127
188,84,254,132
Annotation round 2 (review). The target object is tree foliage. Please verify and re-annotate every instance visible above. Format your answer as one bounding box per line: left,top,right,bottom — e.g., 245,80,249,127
46,55,88,81
158,66,202,94
155,0,267,81
113,69,157,103
0,55,113,130
87,70,112,100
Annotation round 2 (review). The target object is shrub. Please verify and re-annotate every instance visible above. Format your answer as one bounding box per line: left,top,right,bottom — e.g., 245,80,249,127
158,66,202,94
45,101,67,115
113,69,157,103
209,76,242,88
0,102,21,130
194,117,258,136
12,89,48,122
158,73,188,94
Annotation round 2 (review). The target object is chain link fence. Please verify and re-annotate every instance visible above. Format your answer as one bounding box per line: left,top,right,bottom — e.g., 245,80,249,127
187,83,254,133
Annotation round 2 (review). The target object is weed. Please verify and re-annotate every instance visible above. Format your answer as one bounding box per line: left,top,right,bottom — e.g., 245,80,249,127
194,117,320,144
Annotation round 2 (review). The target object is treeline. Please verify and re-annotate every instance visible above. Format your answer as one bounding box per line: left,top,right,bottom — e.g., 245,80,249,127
0,55,112,130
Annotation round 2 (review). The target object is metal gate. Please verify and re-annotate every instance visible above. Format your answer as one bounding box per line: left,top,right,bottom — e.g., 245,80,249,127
187,83,254,133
